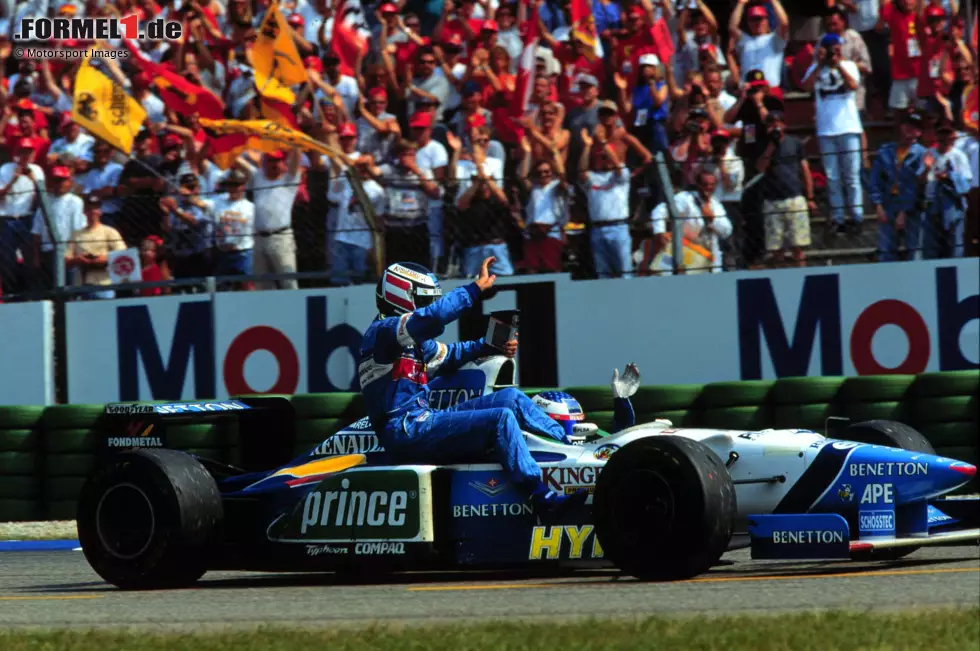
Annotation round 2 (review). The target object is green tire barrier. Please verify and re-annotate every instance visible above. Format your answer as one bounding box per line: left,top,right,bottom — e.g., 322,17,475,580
0,429,39,452
0,498,42,522
47,501,79,521
842,401,909,423
0,406,45,430
697,381,775,409
913,370,980,397
917,422,979,448
700,406,772,431
913,395,979,424
45,454,96,477
0,451,35,475
561,386,612,413
290,393,364,419
772,404,837,431
39,404,105,430
633,384,704,412
0,476,40,499
770,377,845,405
44,477,88,502
45,429,102,454
839,375,917,402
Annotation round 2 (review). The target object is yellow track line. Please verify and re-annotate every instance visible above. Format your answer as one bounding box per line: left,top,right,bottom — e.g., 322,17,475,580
406,566,979,592
0,595,104,601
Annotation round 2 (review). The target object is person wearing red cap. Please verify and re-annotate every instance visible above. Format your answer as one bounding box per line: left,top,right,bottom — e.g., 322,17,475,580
729,0,790,88
31,166,85,289
2,99,51,163
356,87,401,165
409,111,449,269
48,113,96,174
435,0,484,57
916,4,959,115
246,149,302,290
0,138,46,294
610,4,671,80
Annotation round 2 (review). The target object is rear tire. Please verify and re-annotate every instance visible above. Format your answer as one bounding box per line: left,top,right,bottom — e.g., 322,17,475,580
593,436,736,581
77,449,223,589
844,420,932,561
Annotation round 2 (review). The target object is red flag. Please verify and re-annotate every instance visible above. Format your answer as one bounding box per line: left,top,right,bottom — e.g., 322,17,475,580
129,54,225,120
650,17,675,63
259,95,299,129
331,0,368,77
206,132,249,170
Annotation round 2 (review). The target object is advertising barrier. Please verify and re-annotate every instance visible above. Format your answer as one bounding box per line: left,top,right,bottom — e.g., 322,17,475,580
0,301,54,405
64,260,978,403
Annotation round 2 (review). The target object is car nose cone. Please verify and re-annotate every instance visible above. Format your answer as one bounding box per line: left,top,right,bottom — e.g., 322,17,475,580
841,444,976,503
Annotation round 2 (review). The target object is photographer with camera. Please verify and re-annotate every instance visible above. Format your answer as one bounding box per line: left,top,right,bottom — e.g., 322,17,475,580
755,111,816,268
802,33,863,236
920,117,973,259
670,107,714,189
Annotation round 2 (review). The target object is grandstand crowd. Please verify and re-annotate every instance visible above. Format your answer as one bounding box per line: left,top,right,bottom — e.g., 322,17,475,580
0,0,977,299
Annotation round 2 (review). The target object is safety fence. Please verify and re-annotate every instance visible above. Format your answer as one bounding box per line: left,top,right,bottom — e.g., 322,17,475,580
0,370,976,522
2,134,978,302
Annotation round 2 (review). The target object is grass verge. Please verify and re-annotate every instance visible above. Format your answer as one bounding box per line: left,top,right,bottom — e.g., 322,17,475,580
1,609,978,651
0,521,76,541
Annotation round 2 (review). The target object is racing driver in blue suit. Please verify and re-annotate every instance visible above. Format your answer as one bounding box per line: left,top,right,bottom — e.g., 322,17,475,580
359,257,589,516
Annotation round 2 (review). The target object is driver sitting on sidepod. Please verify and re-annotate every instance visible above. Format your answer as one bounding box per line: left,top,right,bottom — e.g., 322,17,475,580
359,257,589,516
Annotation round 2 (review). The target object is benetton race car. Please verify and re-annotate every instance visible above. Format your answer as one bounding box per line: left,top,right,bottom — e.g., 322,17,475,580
77,356,980,589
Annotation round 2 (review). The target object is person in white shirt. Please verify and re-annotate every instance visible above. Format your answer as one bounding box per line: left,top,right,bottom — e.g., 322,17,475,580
319,53,360,118
673,170,734,273
211,169,255,288
0,137,45,294
246,149,302,290
729,0,790,88
516,139,567,273
78,140,125,229
578,128,633,278
379,139,440,267
47,113,94,172
699,129,744,267
802,33,864,233
327,155,385,285
921,119,973,258
31,165,85,289
409,112,449,270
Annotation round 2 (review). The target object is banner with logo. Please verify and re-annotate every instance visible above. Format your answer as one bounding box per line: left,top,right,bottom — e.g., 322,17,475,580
72,57,147,154
63,260,979,403
0,302,54,405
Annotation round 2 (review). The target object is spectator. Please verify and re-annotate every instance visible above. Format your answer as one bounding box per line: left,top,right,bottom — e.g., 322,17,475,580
566,74,602,178
76,145,125,227
803,33,865,234
47,114,94,173
755,111,817,267
675,0,724,85
670,107,714,188
0,137,45,294
327,155,385,286
877,0,924,115
517,139,568,273
839,0,891,114
212,169,255,287
66,194,126,300
139,235,173,297
356,88,401,166
117,131,171,246
406,47,452,121
410,111,449,269
451,134,516,277
675,169,734,273
922,117,972,258
31,165,85,289
699,128,745,267
916,5,959,118
869,111,929,261
729,0,790,88
247,149,302,290
579,128,633,278
495,4,523,72
159,173,214,283
320,53,361,118
817,6,873,116
379,139,439,266
615,53,673,154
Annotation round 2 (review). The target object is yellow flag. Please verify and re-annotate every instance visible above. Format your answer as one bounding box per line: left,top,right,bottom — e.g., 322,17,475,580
199,118,346,163
72,58,147,154
254,3,307,88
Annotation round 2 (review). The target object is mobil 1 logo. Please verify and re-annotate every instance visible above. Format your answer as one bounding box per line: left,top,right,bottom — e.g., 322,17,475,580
271,470,421,541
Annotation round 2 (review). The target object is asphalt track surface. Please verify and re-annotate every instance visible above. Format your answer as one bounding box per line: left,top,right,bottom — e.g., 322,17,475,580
1,547,977,630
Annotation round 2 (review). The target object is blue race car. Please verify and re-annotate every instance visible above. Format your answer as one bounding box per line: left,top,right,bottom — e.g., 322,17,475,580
77,356,979,589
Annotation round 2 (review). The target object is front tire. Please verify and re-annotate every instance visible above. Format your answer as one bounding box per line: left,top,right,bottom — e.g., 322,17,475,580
77,449,223,589
593,436,736,581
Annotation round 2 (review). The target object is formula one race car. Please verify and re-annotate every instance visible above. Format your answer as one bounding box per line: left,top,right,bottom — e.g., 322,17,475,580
77,356,980,589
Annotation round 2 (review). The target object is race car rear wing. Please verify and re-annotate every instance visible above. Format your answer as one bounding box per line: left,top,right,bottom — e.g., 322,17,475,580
101,397,296,472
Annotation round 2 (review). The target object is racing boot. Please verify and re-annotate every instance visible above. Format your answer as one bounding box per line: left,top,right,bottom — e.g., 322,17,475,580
529,482,590,521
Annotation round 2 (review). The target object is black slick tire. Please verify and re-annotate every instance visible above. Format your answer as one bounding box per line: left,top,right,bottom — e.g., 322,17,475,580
593,436,735,581
76,449,223,590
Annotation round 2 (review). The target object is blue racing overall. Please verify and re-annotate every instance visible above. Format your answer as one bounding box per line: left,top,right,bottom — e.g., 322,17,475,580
358,282,568,487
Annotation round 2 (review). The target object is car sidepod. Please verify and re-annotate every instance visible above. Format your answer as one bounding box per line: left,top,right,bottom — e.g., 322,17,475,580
748,442,979,560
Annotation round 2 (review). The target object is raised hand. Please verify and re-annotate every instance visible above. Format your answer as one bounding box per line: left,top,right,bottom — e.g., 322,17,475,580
612,362,641,398
474,256,497,291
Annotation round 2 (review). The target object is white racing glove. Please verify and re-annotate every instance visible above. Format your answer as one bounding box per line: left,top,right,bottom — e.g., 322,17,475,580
611,363,641,399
